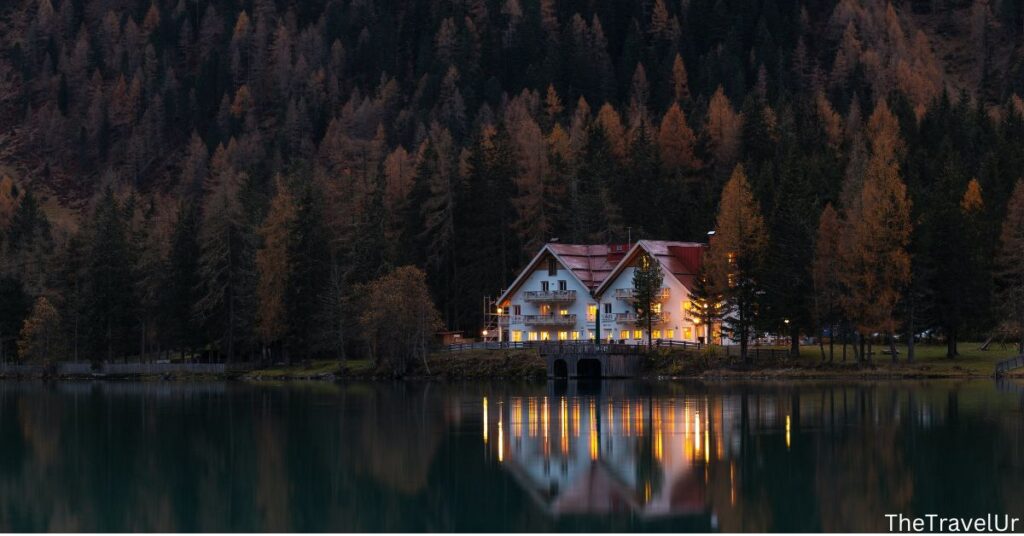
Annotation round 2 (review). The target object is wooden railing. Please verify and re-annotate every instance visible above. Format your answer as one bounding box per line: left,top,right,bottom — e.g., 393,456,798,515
995,354,1024,377
614,287,670,301
613,312,671,324
523,289,577,302
521,314,577,326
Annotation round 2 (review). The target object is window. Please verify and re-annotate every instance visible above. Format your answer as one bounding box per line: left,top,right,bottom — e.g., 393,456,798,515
652,330,662,339
540,304,551,315
683,300,692,311
666,329,675,339
604,303,612,314
548,258,558,275
513,305,521,316
528,332,538,341
652,303,662,313
558,280,567,291
559,309,569,316
541,281,550,292
541,332,551,341
620,330,629,340
587,304,597,321
633,330,642,340
684,327,693,340
558,331,569,341
572,331,581,340
512,331,522,342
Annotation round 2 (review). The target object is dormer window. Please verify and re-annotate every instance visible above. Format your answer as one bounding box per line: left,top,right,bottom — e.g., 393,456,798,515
547,258,557,275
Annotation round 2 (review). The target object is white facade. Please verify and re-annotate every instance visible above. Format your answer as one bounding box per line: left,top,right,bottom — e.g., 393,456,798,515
595,263,705,344
501,252,599,343
498,241,709,345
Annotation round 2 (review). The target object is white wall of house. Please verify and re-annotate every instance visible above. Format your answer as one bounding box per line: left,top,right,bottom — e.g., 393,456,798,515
596,265,705,344
504,255,598,343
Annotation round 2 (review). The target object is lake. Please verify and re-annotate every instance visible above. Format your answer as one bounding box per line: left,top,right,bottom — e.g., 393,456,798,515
0,379,1021,532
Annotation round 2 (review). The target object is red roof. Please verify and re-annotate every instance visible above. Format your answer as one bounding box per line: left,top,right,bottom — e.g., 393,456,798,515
546,243,622,291
499,241,707,305
595,240,706,296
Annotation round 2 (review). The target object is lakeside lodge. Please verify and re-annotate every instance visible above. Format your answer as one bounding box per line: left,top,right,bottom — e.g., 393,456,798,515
497,240,713,345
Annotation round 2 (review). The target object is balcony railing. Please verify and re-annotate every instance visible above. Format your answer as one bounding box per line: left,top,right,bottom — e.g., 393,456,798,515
523,289,577,302
614,287,670,301
614,312,671,324
517,314,578,326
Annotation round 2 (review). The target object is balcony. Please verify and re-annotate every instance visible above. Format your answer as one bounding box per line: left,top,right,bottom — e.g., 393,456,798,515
523,289,577,303
519,314,578,326
614,287,670,302
614,312,671,324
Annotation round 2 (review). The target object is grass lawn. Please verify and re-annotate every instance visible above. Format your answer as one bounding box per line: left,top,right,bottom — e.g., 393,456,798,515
787,341,1021,376
242,359,375,379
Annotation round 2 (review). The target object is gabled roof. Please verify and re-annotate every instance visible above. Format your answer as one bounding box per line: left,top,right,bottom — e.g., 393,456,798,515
498,243,623,305
594,240,706,297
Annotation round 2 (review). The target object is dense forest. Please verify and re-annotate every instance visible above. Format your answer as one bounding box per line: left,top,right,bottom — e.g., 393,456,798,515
1,0,1024,363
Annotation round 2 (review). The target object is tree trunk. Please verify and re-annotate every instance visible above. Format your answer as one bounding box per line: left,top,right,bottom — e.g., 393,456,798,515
829,323,835,363
889,332,898,364
906,304,916,363
790,323,799,358
946,326,957,358
818,331,826,361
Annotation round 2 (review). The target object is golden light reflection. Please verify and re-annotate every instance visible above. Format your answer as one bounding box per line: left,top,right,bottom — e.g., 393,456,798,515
572,399,580,437
730,461,736,505
704,428,710,463
498,401,504,463
542,397,550,458
483,397,488,444
785,414,791,449
694,412,701,453
560,397,568,455
653,402,663,462
623,400,631,436
589,399,598,460
528,398,538,437
607,400,614,435
512,398,522,438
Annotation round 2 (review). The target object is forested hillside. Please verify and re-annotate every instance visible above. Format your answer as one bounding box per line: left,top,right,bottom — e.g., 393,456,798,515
2,0,1024,362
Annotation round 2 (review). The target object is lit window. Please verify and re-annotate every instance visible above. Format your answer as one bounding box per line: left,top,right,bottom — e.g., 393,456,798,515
652,330,662,339
558,331,568,341
528,332,538,341
541,332,551,341
652,303,662,313
559,309,569,316
666,329,675,339
620,330,629,340
683,300,692,311
587,304,597,321
540,304,551,315
572,331,580,340
512,331,522,342
684,327,693,340
633,330,642,340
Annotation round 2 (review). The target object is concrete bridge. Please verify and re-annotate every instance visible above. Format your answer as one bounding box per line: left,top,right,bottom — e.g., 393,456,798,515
537,342,646,378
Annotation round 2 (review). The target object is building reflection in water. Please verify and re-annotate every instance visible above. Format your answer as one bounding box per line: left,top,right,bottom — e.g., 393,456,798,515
481,384,737,521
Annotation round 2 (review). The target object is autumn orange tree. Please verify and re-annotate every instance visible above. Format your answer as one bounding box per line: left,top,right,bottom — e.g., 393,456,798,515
812,204,843,362
709,164,768,360
17,296,62,364
840,101,912,362
996,179,1024,353
256,175,295,361
358,266,443,375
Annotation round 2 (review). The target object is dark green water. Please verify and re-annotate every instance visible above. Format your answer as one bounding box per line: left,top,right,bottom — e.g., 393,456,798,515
0,379,1021,532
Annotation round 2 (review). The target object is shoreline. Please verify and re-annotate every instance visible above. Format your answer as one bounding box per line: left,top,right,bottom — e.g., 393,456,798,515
0,345,1018,382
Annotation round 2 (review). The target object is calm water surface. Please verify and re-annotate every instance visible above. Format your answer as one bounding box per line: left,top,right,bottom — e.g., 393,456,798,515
0,379,1021,532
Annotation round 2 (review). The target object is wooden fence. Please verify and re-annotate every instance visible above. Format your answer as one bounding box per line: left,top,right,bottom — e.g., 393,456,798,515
995,355,1024,377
